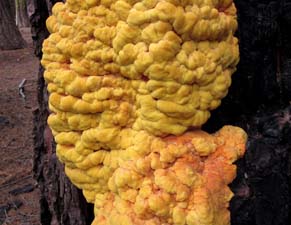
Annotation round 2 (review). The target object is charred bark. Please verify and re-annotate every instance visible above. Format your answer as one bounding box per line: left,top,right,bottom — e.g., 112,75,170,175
204,1,291,224
30,0,94,224
0,0,26,50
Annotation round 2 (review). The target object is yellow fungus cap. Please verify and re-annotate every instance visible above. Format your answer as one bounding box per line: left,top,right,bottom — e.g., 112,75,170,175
42,0,239,136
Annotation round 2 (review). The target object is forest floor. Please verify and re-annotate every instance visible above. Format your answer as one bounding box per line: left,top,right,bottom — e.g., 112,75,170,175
0,28,41,225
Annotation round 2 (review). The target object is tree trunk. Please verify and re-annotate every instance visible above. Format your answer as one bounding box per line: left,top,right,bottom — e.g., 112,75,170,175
15,0,30,27
0,0,26,50
28,0,94,224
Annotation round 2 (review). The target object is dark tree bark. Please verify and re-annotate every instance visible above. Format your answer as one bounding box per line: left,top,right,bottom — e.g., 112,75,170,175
27,0,49,57
0,0,26,50
29,0,94,224
15,0,30,27
204,1,291,225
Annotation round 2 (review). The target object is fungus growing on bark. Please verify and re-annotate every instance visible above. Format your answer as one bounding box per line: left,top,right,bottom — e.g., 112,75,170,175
42,0,246,224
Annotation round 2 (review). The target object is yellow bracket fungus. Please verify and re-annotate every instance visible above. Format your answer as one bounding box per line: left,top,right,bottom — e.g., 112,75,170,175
42,0,247,224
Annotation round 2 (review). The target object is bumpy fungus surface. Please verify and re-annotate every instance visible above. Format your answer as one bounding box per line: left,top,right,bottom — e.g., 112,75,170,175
42,0,246,224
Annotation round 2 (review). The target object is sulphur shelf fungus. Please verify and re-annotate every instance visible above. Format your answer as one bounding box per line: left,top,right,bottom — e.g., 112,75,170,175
41,0,247,224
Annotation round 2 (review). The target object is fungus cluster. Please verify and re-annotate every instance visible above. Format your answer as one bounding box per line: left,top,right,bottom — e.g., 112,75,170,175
42,0,246,224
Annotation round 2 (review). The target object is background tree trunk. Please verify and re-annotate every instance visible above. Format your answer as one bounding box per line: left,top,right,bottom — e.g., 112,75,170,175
0,0,26,50
8,0,16,19
15,0,30,27
29,0,291,225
